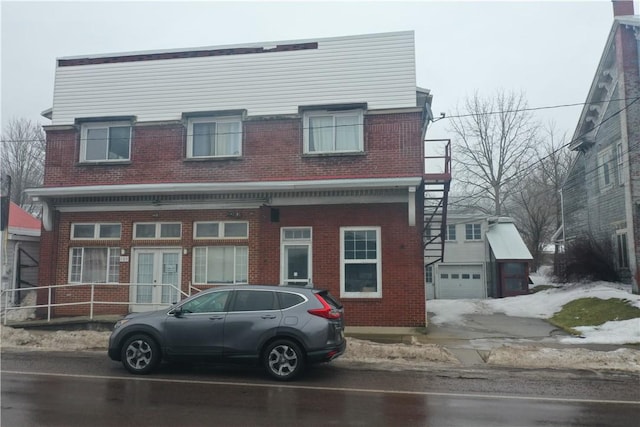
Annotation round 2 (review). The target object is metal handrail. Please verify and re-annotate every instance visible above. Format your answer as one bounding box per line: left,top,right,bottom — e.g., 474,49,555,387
1,282,193,325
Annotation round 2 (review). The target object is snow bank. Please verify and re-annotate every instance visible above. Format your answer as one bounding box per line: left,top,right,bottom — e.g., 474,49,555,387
487,345,640,372
0,325,109,351
561,318,640,345
341,337,459,365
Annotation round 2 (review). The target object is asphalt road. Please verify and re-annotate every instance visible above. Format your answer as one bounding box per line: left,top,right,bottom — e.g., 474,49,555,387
2,350,639,426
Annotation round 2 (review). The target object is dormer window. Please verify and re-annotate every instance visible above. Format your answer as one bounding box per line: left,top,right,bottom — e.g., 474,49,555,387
80,122,131,162
303,110,363,154
187,116,242,158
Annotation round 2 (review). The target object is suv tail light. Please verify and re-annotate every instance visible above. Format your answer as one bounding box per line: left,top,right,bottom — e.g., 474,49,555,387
308,294,342,319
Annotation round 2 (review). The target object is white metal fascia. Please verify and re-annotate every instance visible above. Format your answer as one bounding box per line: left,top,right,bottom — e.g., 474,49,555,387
26,177,423,199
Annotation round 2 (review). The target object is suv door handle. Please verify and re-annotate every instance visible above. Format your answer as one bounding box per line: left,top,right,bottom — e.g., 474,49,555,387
261,315,277,319
209,316,224,320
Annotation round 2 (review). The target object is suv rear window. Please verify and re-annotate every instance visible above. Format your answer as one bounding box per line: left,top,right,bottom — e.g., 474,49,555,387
317,291,343,309
277,292,305,309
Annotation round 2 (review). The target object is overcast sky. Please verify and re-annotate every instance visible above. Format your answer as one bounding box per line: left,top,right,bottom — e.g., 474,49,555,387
1,0,637,140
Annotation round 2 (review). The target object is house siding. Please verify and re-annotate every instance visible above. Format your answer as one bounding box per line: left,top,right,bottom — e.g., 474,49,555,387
561,17,640,289
51,32,417,125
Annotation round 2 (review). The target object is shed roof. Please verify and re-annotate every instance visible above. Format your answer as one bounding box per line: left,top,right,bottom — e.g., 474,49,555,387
486,222,532,261
8,202,41,236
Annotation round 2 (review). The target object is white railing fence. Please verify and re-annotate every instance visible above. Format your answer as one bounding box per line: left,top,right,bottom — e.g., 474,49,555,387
1,283,202,325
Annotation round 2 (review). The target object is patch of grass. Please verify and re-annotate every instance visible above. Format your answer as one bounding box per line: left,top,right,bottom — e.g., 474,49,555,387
549,297,640,335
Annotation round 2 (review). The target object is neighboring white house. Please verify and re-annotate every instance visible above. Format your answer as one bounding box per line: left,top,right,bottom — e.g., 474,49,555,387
426,215,532,299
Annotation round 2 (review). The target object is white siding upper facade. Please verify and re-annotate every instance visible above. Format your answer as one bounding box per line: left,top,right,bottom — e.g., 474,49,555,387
51,31,417,125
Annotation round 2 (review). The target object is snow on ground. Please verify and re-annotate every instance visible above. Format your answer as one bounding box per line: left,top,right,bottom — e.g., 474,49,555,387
428,278,640,345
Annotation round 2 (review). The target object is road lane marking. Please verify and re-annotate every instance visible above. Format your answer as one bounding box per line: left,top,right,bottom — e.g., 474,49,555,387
2,370,638,406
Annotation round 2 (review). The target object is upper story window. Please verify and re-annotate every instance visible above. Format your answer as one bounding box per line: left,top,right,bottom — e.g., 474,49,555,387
445,224,456,241
71,223,121,240
597,147,613,191
303,110,363,154
616,142,625,185
194,221,249,239
80,122,131,163
187,116,242,158
465,224,482,241
134,222,181,239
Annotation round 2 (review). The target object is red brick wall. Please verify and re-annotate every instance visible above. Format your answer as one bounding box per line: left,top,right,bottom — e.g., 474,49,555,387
43,113,424,187
40,203,425,326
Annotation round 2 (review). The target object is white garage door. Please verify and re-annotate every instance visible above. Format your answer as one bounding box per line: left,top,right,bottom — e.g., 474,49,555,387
436,265,485,299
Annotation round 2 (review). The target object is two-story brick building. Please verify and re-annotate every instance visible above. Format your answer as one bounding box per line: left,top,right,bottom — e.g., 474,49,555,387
27,31,451,327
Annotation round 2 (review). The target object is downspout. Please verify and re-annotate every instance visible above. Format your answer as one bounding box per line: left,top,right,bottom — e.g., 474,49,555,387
12,242,21,305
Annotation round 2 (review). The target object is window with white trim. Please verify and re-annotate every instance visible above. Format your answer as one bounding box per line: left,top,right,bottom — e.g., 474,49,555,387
134,223,181,239
341,227,381,297
71,223,121,239
445,224,456,241
193,246,248,284
187,117,242,158
304,110,363,154
617,142,625,185
465,224,481,240
597,147,613,191
194,221,248,239
616,232,629,269
80,122,131,162
69,247,120,283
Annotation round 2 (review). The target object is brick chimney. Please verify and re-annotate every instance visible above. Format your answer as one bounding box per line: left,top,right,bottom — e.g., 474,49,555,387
612,0,634,16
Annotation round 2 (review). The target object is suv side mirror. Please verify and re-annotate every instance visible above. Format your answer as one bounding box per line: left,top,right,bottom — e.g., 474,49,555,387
172,306,183,318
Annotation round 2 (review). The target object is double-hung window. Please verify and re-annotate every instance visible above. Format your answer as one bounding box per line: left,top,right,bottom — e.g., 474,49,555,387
341,227,381,297
597,148,613,191
187,117,242,158
617,232,629,269
80,122,131,162
617,142,625,185
193,246,248,284
445,224,457,241
304,110,363,154
69,247,120,283
465,224,481,241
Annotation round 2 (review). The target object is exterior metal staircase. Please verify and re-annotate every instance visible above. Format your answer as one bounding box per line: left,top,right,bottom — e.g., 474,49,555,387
423,139,452,267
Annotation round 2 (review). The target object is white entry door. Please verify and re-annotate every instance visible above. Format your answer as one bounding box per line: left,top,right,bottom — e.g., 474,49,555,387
131,249,182,312
281,227,312,286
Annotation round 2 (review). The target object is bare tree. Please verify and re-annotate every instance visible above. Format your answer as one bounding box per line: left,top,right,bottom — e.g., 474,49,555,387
510,122,574,271
0,118,46,213
447,90,539,215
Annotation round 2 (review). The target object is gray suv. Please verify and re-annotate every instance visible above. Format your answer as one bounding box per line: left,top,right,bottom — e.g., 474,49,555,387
108,285,345,380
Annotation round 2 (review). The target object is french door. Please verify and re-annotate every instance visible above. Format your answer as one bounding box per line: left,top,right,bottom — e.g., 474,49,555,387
131,248,182,312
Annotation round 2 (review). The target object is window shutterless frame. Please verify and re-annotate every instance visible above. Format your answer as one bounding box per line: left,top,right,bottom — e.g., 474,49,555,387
340,226,381,298
133,223,182,239
79,122,131,163
303,109,364,154
193,221,249,239
71,223,121,240
186,116,242,158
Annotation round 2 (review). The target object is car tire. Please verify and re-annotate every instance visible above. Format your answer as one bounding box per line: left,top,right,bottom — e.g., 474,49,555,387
121,334,160,375
263,339,305,381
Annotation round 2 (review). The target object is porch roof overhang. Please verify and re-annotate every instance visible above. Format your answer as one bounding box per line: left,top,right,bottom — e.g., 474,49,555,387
27,177,423,231
486,223,533,261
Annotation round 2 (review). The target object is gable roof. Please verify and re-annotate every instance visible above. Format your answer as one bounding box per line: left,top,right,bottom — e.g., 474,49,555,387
8,202,41,236
569,15,640,150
